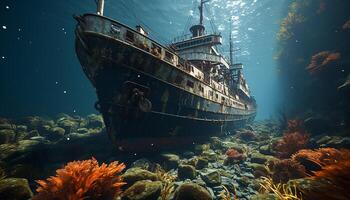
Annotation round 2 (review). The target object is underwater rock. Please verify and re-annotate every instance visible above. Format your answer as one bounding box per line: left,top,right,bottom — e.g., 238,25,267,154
86,114,104,128
122,180,162,200
0,140,42,160
178,164,197,180
122,167,158,186
0,129,16,144
247,163,269,178
160,153,180,170
200,170,222,187
259,144,274,155
46,127,65,140
0,178,33,200
209,137,224,150
76,128,89,135
174,183,213,200
324,136,350,148
250,152,277,165
201,150,218,162
251,193,278,200
237,129,257,141
250,152,269,164
131,158,152,170
57,118,78,133
195,157,208,170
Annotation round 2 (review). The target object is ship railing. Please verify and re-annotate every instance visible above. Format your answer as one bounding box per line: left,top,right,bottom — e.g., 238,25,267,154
171,31,221,44
180,52,230,68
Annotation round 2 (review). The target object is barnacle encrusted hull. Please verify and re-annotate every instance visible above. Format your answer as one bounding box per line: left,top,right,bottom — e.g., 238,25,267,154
74,14,256,146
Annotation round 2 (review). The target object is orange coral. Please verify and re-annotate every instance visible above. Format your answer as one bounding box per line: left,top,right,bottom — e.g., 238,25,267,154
273,132,309,159
292,148,350,172
268,159,307,183
33,157,126,200
226,149,244,160
306,51,341,74
301,159,350,200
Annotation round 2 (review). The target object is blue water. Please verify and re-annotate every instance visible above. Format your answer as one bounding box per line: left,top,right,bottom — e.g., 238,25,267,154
0,0,287,119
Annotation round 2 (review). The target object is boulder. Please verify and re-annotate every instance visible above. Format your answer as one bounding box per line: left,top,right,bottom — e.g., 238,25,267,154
47,127,65,140
57,118,78,133
200,170,222,186
0,178,33,200
195,157,208,170
0,129,16,144
250,152,269,164
178,164,196,180
122,168,158,186
122,180,162,200
174,183,213,200
86,114,104,129
160,153,180,170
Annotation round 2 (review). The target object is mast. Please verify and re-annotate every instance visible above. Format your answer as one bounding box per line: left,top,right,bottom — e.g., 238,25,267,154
190,0,210,37
97,0,105,16
229,20,234,67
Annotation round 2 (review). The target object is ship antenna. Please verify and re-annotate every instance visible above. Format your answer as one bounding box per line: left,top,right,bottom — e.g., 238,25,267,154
199,0,210,25
96,0,105,15
229,19,234,67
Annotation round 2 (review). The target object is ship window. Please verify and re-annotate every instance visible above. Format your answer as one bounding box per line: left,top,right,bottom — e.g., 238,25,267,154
209,90,213,96
186,80,194,88
126,30,134,42
165,51,173,62
174,75,184,85
199,85,204,93
222,97,225,102
215,94,218,99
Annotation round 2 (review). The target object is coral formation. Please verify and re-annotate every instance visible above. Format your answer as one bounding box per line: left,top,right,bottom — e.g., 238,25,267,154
273,132,309,159
224,148,245,165
291,147,347,173
268,159,307,183
306,51,341,74
32,157,126,200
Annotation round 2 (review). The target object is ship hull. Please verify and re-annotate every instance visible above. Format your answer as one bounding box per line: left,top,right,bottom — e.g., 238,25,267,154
74,14,256,149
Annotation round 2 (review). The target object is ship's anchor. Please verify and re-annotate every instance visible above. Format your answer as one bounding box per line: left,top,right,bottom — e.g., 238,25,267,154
130,88,152,112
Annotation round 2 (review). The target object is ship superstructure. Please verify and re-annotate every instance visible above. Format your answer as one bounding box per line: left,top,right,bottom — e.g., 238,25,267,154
74,0,256,150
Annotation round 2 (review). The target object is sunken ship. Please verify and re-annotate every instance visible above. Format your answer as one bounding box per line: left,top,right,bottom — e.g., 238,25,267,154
74,0,256,148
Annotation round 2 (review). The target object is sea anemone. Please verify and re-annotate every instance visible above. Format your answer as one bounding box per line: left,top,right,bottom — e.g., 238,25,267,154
343,19,350,29
33,157,126,200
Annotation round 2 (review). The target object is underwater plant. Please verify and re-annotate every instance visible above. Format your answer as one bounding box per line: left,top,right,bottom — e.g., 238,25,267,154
155,167,177,200
273,132,309,159
259,176,303,200
33,157,126,200
268,159,307,183
218,185,238,200
306,51,341,74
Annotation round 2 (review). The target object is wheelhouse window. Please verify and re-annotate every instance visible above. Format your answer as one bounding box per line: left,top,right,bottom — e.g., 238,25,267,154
174,75,184,85
126,30,134,42
186,80,194,88
164,51,174,62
